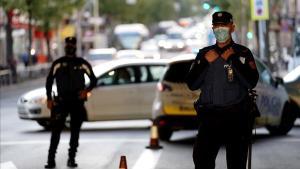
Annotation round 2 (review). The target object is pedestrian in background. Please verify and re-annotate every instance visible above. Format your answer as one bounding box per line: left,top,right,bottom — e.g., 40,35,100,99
44,37,97,168
185,11,259,169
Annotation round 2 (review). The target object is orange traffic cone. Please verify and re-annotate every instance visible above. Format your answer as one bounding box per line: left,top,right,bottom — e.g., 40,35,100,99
146,125,163,149
119,156,127,169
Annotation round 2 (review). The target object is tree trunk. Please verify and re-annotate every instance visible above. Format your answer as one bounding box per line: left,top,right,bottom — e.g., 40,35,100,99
45,31,53,62
5,9,17,83
28,7,33,65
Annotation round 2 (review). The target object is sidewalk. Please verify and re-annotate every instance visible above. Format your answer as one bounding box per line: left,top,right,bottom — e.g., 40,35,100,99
0,63,50,87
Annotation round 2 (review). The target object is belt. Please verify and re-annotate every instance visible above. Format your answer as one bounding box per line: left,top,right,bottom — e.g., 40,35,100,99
197,99,245,112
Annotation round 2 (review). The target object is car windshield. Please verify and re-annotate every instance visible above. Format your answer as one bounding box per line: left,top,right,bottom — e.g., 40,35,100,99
164,60,193,82
117,32,142,49
88,54,113,60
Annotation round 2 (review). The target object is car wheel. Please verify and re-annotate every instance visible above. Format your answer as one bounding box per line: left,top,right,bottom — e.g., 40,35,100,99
266,102,297,135
37,120,51,130
158,127,173,141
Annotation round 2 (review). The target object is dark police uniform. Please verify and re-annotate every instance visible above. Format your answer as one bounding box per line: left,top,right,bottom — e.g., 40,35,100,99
185,12,259,169
45,37,97,168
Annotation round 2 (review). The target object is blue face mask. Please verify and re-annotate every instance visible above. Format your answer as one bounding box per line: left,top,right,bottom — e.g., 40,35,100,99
213,27,230,43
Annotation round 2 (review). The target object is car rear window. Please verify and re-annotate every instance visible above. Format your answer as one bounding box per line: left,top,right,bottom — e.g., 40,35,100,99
163,60,193,82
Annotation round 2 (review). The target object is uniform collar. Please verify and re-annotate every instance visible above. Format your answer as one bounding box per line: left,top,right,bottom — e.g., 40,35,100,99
214,40,235,55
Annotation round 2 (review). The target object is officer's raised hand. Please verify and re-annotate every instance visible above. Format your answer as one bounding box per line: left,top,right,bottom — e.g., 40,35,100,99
79,89,89,100
204,50,219,62
221,47,234,61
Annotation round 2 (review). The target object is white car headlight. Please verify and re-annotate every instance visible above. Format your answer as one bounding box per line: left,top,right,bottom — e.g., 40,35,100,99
176,42,185,48
29,97,47,104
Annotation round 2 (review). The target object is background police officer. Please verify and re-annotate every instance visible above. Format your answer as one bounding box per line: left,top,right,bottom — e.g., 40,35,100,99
45,37,97,168
186,11,259,169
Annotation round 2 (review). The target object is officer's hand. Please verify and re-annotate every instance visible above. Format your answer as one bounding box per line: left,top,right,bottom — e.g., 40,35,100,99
47,100,55,110
204,50,218,63
79,90,88,100
221,47,235,61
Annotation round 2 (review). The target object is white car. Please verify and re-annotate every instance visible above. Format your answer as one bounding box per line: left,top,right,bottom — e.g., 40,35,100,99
111,23,149,50
160,28,186,51
140,39,161,59
18,59,167,129
152,54,299,141
115,50,145,59
85,48,117,66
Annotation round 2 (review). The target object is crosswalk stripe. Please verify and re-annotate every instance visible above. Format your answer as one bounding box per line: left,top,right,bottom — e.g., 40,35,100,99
132,149,162,169
0,161,18,169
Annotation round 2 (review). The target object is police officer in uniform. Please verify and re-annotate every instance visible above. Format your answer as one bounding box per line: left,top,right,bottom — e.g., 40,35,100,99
185,11,259,169
45,37,97,168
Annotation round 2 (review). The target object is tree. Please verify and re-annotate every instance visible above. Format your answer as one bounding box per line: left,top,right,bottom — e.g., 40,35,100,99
29,0,84,61
0,0,26,82
99,0,177,26
177,0,199,18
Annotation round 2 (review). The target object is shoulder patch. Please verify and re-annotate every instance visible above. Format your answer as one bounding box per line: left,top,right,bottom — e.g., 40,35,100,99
239,57,246,64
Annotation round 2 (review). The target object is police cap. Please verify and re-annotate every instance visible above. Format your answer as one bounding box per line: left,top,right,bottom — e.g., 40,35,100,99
212,11,233,24
65,36,77,45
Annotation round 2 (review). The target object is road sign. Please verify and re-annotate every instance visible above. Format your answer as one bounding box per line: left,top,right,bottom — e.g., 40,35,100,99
251,0,269,20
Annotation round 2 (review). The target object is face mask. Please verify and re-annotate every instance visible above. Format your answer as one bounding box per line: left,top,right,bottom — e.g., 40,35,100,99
213,27,230,43
65,46,76,56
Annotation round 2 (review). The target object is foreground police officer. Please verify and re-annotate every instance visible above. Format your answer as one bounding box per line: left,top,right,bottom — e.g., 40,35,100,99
186,11,259,169
45,37,96,168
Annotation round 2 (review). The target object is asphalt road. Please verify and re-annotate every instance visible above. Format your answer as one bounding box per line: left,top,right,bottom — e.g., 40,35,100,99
1,78,300,169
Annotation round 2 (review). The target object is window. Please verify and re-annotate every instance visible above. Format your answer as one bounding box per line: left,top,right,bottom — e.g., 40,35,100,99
115,67,135,84
164,61,193,82
97,67,136,86
255,59,272,85
97,65,165,86
97,70,115,86
148,65,166,81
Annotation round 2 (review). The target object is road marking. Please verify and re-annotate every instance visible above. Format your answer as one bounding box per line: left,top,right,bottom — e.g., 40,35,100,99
279,138,300,142
0,161,18,169
0,138,147,146
132,149,162,169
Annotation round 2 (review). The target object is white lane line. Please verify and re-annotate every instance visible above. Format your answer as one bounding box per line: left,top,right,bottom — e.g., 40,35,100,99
279,138,300,142
0,161,18,169
0,138,147,146
132,149,162,169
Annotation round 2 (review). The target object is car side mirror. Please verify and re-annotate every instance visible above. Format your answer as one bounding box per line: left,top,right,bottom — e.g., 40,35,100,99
274,77,284,87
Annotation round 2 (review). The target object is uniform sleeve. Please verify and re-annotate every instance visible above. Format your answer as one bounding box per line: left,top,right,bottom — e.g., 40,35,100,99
231,48,259,89
82,60,97,92
46,61,56,100
185,49,209,91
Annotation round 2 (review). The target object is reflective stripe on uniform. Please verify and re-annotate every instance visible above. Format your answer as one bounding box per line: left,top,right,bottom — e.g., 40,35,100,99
53,63,61,76
81,64,91,75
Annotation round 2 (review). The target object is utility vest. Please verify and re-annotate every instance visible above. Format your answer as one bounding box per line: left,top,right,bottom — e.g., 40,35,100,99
198,57,247,107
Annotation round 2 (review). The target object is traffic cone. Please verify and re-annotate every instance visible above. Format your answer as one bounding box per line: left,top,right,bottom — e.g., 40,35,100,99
119,156,127,169
146,125,163,149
